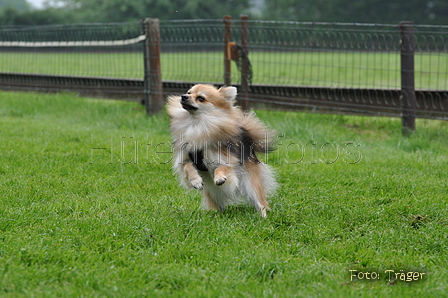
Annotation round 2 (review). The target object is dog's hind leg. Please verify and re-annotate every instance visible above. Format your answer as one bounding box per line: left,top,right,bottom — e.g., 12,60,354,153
245,162,271,218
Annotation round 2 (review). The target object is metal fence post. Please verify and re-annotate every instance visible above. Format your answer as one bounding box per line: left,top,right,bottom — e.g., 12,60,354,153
400,21,416,135
223,15,232,87
142,18,163,115
240,14,250,111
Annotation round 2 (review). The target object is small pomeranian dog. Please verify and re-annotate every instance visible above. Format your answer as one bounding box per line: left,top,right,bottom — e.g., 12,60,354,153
167,84,276,217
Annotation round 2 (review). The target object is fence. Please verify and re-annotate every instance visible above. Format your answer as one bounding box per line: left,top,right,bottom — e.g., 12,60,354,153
1,18,447,132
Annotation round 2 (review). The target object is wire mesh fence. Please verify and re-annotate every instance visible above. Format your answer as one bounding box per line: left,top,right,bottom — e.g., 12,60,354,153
159,19,224,83
244,22,402,89
0,22,143,79
0,19,447,120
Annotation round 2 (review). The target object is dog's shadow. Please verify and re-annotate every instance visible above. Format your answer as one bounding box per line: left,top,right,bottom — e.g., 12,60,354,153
207,205,266,219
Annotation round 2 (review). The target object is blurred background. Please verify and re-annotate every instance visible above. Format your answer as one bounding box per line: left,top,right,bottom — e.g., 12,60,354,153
1,0,447,122
1,0,447,26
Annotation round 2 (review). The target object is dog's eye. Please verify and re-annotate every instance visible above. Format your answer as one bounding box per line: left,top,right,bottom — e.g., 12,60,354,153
187,91,191,94
197,96,206,102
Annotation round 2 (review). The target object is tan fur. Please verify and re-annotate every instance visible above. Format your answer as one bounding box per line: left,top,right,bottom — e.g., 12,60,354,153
183,162,203,190
245,161,271,217
167,84,277,217
213,165,233,186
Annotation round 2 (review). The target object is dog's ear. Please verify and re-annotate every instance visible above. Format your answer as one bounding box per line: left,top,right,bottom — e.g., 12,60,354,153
218,86,237,102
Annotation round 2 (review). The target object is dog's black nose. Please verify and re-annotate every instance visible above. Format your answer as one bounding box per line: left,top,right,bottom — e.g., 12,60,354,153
181,95,189,102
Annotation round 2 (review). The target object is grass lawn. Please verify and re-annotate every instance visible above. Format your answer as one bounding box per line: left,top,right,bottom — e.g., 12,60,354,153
1,51,447,90
0,90,447,297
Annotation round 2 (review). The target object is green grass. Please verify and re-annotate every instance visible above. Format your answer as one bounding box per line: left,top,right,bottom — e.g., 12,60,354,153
1,52,144,79
1,90,447,297
2,51,447,90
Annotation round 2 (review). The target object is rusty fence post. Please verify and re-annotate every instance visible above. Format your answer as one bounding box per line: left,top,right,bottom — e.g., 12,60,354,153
142,18,163,115
400,21,416,135
223,15,232,87
239,14,250,111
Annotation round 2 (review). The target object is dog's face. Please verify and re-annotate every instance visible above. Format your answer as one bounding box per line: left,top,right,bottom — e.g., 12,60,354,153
179,84,237,114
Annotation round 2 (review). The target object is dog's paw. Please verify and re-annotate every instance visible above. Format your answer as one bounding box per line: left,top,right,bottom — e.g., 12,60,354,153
214,176,227,186
261,207,267,218
190,178,203,190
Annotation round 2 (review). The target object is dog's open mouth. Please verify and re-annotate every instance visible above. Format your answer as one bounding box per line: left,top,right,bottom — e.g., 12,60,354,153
181,102,198,111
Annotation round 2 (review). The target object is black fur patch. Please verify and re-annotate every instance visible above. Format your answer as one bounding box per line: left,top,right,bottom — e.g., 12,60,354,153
188,150,208,171
240,127,260,164
227,127,260,164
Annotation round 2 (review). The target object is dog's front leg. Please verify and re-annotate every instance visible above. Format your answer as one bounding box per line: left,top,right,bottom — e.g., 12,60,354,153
183,162,203,189
213,165,233,186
